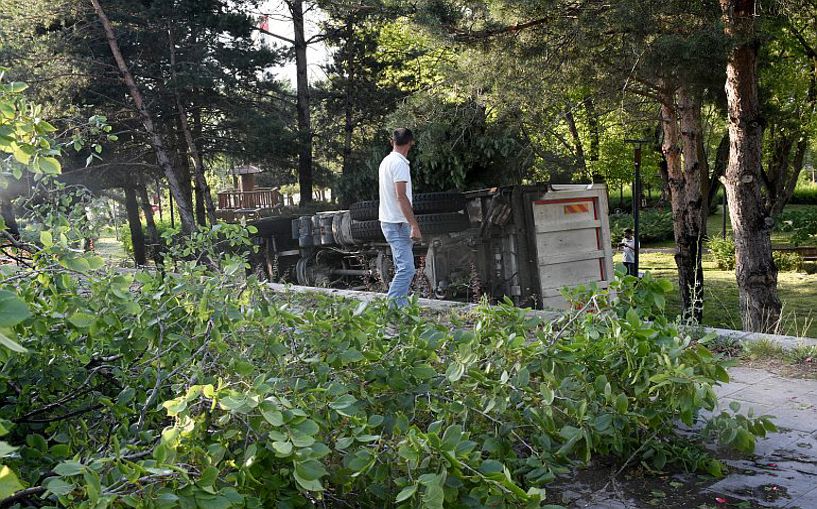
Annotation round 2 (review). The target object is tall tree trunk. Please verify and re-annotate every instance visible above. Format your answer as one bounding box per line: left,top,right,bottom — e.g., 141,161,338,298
288,0,313,204
707,133,730,208
659,86,702,320
90,0,196,234
171,116,195,221
192,107,216,223
765,73,816,216
124,183,146,266
565,105,588,176
194,184,206,226
168,28,217,226
584,97,599,162
720,0,782,332
0,198,19,238
676,86,709,321
340,20,355,208
137,179,161,265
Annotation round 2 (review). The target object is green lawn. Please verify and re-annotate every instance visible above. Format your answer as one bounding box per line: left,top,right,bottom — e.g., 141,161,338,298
618,250,817,338
707,203,816,246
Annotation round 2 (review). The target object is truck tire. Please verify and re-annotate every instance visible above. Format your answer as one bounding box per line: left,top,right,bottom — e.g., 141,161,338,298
349,200,379,221
416,212,471,235
350,212,471,242
414,192,467,215
349,192,466,221
350,219,386,242
249,217,294,237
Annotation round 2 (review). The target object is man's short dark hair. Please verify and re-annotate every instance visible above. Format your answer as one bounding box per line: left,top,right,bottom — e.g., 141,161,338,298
392,128,414,147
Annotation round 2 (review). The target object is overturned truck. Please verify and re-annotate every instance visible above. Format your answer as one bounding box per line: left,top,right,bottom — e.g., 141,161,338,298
248,184,615,309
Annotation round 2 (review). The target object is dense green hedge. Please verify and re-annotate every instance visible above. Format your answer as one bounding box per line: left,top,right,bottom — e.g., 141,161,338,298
789,181,817,205
609,209,675,246
776,208,817,246
707,235,805,272
119,220,179,258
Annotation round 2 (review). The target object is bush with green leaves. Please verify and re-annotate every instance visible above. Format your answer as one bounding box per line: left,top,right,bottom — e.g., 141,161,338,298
789,180,817,205
0,250,777,508
706,235,736,270
609,209,674,246
119,219,179,259
776,208,817,246
773,251,804,272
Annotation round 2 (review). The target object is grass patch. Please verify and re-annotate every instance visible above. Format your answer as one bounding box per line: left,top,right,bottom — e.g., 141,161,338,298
94,236,129,265
705,204,817,246
620,250,817,338
743,338,786,360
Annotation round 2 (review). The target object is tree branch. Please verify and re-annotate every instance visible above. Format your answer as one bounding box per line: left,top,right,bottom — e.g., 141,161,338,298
0,487,46,508
256,27,295,45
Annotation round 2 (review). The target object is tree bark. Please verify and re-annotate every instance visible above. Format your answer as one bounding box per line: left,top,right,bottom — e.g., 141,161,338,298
89,0,196,234
675,86,709,322
584,97,599,162
168,28,216,226
707,133,730,208
288,0,313,204
124,183,146,266
720,0,782,332
0,198,19,238
765,72,816,216
660,86,704,321
340,20,355,208
565,105,588,176
137,180,161,265
171,116,195,221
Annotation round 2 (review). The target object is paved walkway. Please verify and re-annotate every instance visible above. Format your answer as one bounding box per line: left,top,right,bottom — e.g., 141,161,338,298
560,367,817,508
705,367,817,508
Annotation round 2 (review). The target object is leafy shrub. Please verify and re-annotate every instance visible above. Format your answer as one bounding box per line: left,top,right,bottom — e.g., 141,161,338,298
789,180,817,205
0,260,776,508
706,235,803,272
773,251,804,272
119,219,180,258
706,235,736,270
609,209,674,246
786,344,817,364
776,208,817,246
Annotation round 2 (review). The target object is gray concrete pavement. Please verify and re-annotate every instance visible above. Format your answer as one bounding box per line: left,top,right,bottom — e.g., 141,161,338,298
706,367,817,508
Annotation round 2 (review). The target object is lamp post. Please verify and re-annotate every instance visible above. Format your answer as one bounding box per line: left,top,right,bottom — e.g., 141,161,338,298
624,138,651,277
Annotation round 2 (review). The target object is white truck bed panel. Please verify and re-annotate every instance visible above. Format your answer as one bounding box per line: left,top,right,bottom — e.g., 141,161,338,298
531,187,614,308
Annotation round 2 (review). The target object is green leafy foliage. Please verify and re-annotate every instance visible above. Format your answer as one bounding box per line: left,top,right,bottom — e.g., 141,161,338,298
609,210,675,246
776,208,817,246
789,181,817,206
0,255,774,507
119,219,180,259
773,251,804,272
385,91,529,192
706,235,736,271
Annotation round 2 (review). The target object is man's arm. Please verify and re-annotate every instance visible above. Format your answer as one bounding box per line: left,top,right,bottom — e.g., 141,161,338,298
395,181,421,240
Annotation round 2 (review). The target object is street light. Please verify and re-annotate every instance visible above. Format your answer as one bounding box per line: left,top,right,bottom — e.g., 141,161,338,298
624,138,651,277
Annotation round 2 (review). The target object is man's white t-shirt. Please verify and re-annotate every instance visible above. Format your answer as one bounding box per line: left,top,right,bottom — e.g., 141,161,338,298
622,237,636,263
378,151,412,223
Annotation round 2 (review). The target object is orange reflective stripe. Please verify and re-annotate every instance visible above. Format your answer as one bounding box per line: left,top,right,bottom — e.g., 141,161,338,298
563,203,590,214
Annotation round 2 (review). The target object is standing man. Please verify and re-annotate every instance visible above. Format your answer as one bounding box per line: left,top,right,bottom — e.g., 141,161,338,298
379,128,421,307
620,228,636,276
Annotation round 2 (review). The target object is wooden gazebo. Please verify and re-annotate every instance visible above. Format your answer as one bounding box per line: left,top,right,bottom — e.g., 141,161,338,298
217,165,281,215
